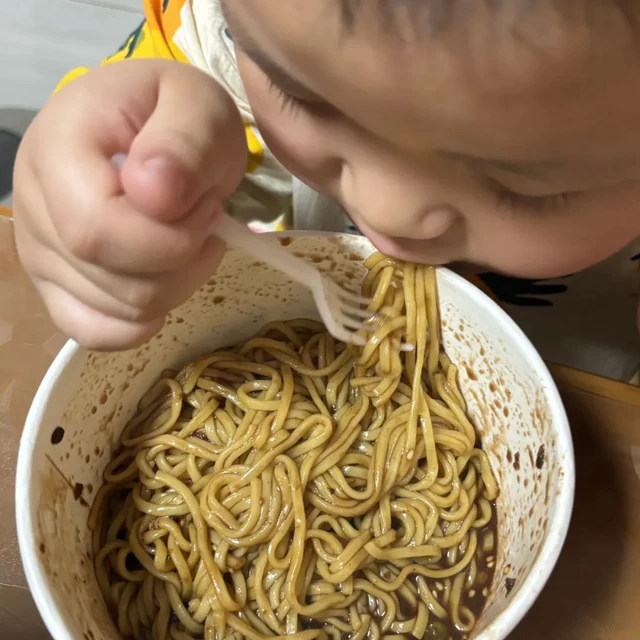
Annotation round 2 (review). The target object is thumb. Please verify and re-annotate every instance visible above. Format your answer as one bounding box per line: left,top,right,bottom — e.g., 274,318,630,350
122,64,248,223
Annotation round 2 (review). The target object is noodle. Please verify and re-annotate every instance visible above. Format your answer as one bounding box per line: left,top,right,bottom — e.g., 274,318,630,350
91,253,499,640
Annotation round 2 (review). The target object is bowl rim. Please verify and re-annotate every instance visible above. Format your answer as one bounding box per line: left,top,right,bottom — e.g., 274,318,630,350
16,337,80,640
15,231,575,640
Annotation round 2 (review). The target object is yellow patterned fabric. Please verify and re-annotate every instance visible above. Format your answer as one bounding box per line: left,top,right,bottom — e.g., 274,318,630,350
55,0,188,90
54,0,291,228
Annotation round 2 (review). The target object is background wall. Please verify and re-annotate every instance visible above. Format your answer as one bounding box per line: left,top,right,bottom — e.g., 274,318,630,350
0,0,141,109
0,0,140,204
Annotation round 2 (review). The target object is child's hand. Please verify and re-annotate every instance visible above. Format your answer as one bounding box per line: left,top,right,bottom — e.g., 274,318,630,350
13,59,247,350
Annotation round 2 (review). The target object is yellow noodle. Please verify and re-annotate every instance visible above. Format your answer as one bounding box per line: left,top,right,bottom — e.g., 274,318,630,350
91,254,498,640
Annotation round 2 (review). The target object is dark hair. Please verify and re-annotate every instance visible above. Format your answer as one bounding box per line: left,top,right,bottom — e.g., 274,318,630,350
338,0,639,37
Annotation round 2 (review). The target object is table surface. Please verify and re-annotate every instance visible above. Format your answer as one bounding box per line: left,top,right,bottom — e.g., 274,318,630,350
1,205,639,639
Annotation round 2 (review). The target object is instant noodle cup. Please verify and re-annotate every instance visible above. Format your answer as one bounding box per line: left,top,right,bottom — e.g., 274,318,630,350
16,232,574,640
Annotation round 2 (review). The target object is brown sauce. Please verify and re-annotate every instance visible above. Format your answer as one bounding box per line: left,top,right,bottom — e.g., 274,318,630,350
302,503,498,640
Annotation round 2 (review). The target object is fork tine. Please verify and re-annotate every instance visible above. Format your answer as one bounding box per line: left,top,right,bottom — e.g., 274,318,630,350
341,316,378,332
337,289,372,308
320,306,366,346
340,305,376,320
346,333,367,347
343,319,415,351
317,276,415,350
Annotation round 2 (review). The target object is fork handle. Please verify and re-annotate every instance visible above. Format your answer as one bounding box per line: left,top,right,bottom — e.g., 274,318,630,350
109,154,317,286
215,214,320,288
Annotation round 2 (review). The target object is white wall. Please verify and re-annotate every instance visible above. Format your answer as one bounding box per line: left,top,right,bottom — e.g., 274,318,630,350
0,0,141,110
0,0,142,205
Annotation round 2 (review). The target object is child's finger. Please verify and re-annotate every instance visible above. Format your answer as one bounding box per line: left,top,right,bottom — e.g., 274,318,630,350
38,281,165,351
102,235,227,319
29,115,222,274
122,64,247,222
45,235,226,322
28,236,224,330
48,181,222,275
33,235,226,350
31,60,245,273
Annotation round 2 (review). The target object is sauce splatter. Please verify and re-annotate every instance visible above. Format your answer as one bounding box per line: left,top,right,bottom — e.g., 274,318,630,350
536,445,546,469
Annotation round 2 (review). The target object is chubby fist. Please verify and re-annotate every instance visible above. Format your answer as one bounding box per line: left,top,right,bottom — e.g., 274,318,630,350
13,59,247,350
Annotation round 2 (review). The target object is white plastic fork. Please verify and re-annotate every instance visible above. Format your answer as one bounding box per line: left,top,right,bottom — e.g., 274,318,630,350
215,214,373,346
111,153,401,348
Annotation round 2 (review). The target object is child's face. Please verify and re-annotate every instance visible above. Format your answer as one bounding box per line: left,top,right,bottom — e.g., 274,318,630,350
226,0,640,278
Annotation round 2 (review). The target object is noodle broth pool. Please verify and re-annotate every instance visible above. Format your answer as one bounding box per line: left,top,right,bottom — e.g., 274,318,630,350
300,514,498,640
90,255,500,640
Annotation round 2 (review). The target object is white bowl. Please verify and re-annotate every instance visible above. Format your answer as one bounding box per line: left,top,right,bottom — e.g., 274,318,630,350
16,232,574,640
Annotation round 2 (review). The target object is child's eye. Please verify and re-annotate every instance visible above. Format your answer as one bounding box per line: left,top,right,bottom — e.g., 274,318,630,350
267,79,314,114
494,183,573,212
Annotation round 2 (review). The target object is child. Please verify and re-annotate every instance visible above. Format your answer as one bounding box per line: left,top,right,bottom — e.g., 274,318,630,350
12,0,640,380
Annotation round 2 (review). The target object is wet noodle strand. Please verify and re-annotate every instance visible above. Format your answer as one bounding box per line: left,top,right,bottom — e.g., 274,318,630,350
91,253,499,640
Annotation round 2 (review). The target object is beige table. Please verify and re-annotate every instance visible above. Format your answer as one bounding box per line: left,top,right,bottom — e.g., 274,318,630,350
1,205,639,639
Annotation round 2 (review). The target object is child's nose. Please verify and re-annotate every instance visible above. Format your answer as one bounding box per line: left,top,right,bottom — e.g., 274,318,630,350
344,181,459,242
370,205,458,243
339,152,461,242
416,206,458,240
